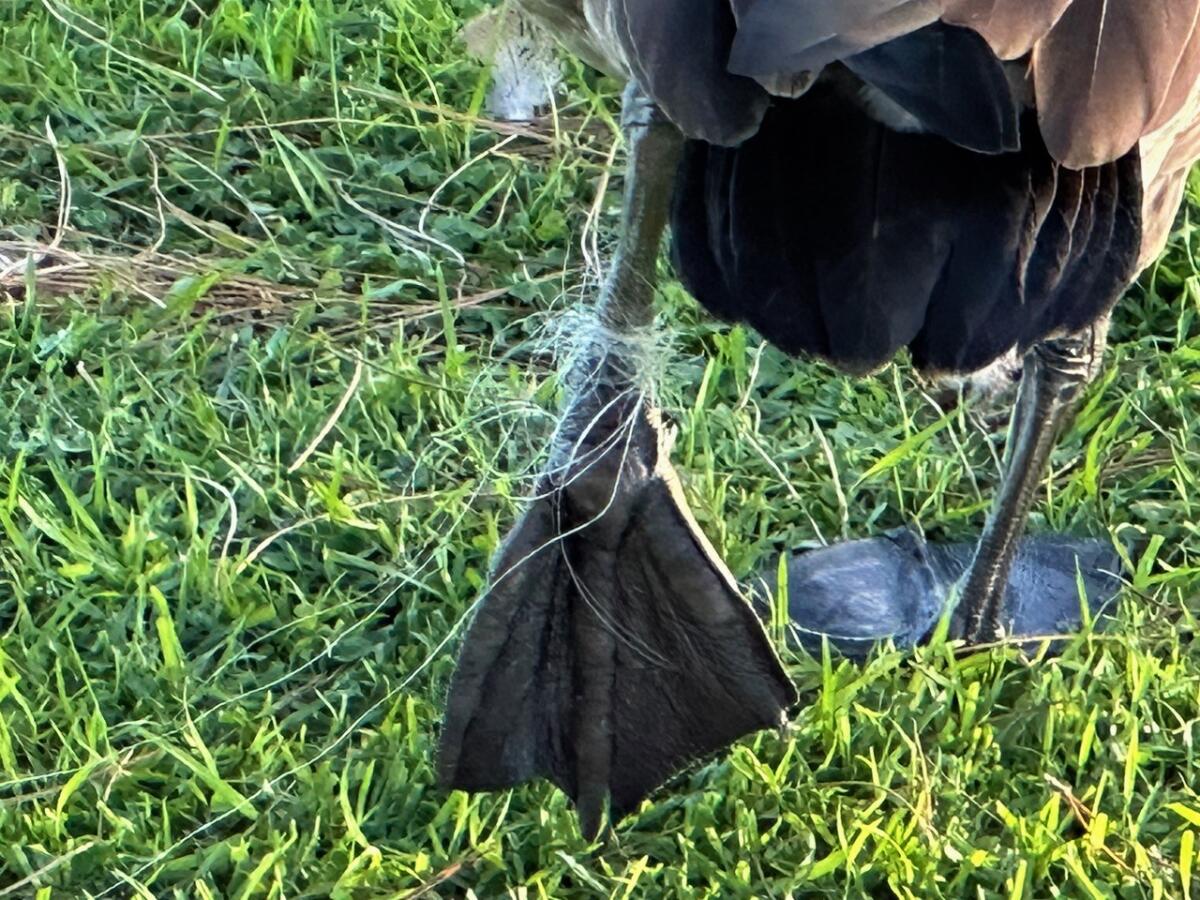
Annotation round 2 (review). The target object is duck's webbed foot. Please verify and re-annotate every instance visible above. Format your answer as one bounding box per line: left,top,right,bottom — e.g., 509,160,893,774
439,377,797,838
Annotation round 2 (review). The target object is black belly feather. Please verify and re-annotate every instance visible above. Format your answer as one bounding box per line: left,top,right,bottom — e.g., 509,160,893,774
670,80,1143,375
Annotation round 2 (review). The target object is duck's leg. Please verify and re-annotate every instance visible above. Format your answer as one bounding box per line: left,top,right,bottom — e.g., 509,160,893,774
955,322,1109,643
773,323,1122,658
438,84,797,840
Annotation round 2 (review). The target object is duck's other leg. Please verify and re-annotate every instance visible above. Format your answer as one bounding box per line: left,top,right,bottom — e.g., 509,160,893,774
776,323,1120,657
438,84,797,840
955,321,1109,643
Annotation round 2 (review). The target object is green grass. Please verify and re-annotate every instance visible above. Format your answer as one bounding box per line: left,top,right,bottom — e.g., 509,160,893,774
1,0,1199,896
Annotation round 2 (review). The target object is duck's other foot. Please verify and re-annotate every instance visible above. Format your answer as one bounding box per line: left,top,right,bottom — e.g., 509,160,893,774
439,385,796,839
769,528,1122,659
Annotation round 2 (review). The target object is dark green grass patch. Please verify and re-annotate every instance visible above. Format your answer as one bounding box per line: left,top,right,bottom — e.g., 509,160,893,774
1,0,1199,897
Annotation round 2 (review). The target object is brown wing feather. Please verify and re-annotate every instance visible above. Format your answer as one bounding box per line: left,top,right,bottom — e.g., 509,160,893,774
940,0,1073,60
1138,66,1200,268
1147,7,1200,133
1032,0,1200,168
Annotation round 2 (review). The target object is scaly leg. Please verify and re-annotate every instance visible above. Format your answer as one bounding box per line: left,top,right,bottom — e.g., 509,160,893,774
956,322,1108,642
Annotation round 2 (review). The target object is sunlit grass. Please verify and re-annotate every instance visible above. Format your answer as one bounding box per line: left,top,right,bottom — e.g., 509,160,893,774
1,0,1199,896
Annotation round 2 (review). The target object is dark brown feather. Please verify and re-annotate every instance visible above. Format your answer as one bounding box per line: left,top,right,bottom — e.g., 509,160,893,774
671,83,1143,375
614,0,769,144
728,0,940,80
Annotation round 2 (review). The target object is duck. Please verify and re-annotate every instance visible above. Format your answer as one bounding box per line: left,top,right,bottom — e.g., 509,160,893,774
438,0,1200,839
